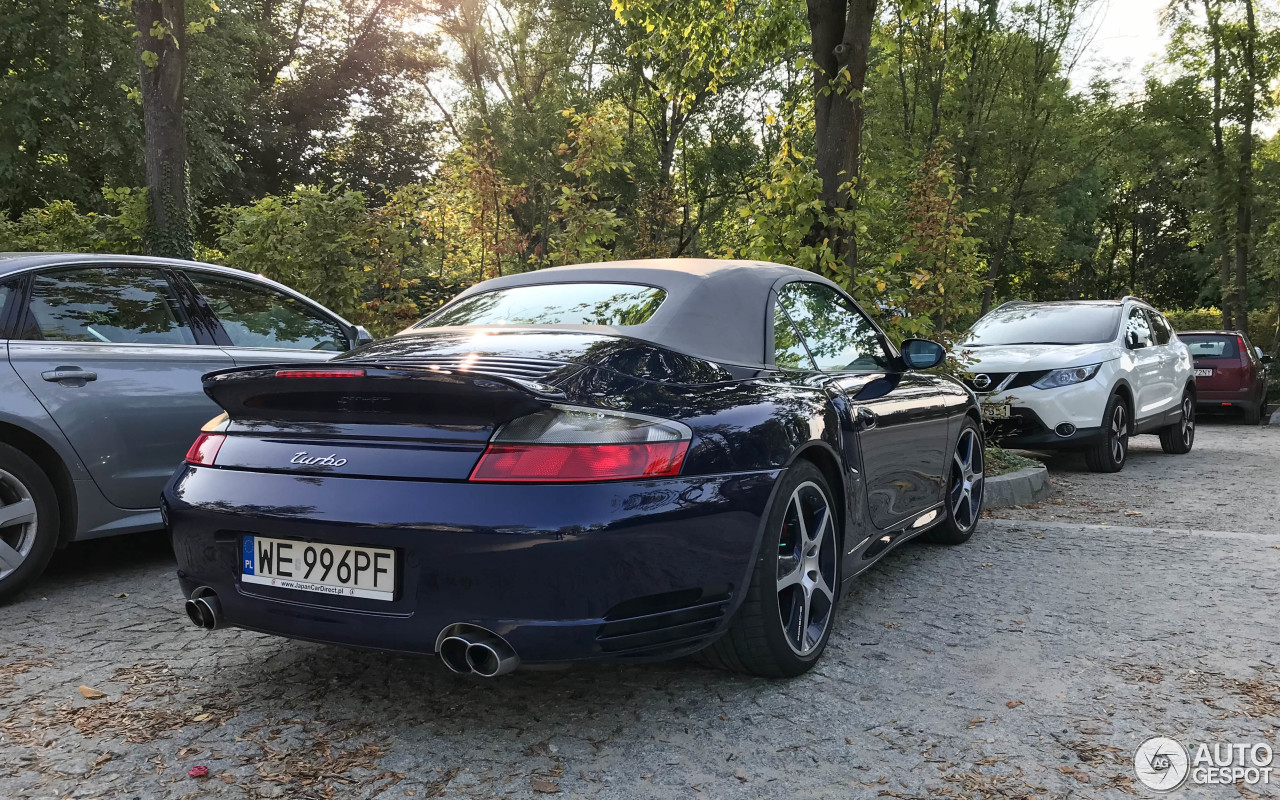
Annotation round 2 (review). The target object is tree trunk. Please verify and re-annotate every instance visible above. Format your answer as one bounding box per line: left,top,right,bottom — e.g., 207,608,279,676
1203,0,1232,329
1233,0,1257,331
133,0,192,259
807,0,877,278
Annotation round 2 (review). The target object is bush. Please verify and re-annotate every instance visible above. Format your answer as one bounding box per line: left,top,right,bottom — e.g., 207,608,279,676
0,188,147,254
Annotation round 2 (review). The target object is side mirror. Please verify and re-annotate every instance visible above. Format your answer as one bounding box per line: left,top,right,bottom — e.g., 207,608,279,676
901,338,945,370
353,325,375,346
1262,354,1274,365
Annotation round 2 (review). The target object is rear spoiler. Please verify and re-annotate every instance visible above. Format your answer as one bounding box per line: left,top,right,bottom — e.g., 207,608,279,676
201,363,560,426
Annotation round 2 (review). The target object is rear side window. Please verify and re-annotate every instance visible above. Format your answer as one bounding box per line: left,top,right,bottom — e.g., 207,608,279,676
777,282,890,372
420,283,666,328
0,282,11,331
1181,335,1240,359
772,300,815,369
1146,310,1173,345
187,272,350,352
23,267,195,345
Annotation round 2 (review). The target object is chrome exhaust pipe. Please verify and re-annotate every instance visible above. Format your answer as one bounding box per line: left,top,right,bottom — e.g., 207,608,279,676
435,626,520,677
185,589,222,630
464,633,519,678
437,635,474,674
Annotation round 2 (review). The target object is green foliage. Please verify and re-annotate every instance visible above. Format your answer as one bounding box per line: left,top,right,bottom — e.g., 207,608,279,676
0,188,148,253
1165,306,1277,350
215,187,370,319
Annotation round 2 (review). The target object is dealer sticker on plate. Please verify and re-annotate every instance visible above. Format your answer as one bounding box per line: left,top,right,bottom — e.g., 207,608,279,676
241,536,396,601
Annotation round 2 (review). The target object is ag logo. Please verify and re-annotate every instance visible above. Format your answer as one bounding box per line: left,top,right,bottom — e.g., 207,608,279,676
1134,737,1190,791
971,374,992,390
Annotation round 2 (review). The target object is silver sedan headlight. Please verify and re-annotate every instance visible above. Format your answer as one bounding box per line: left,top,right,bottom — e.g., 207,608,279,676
1032,363,1101,389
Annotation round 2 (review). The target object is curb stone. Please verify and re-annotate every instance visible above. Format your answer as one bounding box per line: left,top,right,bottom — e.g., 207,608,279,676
984,465,1051,508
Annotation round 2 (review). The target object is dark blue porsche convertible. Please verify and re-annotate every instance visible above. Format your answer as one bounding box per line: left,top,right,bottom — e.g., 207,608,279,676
165,259,983,677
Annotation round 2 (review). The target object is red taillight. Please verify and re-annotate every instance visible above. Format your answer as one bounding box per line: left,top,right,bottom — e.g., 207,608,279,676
1238,336,1250,365
274,368,367,378
184,433,225,465
470,442,689,483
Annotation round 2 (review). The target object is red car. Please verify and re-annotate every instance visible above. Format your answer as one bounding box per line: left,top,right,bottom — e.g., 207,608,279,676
1180,330,1272,424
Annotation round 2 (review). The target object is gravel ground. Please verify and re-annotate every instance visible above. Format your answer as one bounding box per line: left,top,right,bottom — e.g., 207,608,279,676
1,425,1278,799
989,420,1280,534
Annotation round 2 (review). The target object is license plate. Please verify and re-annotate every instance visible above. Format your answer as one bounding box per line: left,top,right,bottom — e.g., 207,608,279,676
241,536,396,601
981,402,1012,420
1194,368,1214,377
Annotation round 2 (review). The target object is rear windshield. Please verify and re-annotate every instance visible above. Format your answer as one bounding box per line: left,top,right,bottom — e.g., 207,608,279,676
418,283,666,328
964,304,1123,347
1181,334,1239,359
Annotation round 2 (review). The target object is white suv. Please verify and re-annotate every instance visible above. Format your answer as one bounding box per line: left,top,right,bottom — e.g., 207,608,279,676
957,298,1196,472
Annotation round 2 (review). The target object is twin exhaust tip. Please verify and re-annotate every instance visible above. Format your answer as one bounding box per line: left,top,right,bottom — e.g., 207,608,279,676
184,589,223,630
436,625,520,678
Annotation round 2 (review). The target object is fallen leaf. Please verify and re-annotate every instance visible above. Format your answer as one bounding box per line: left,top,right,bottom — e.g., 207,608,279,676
77,685,108,700
980,562,994,568
967,716,986,728
1006,700,1024,709
192,713,212,722
531,777,560,794
115,593,129,598
188,765,210,779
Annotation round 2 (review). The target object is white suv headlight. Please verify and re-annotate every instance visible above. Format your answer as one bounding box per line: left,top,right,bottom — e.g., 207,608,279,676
1032,363,1101,389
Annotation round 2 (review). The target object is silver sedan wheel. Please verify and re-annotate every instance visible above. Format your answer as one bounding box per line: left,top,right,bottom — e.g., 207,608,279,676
776,481,838,656
0,468,39,580
949,428,984,530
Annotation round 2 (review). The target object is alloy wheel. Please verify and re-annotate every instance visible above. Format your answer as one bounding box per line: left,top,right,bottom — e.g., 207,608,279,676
776,481,838,656
0,468,39,580
1180,396,1194,446
1110,404,1128,464
949,428,984,530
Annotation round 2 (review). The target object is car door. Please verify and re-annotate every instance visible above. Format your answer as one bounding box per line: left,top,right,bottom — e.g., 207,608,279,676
179,269,355,366
1144,309,1182,414
776,281,951,530
1122,306,1163,421
6,264,233,510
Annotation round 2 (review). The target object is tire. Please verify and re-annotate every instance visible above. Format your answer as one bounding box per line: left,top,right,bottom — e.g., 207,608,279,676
1243,401,1261,426
926,419,984,545
0,442,60,603
701,461,840,678
1159,391,1196,453
1085,393,1129,473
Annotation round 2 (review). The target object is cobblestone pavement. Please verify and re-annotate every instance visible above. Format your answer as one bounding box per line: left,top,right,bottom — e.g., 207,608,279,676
2,428,1279,799
989,420,1280,534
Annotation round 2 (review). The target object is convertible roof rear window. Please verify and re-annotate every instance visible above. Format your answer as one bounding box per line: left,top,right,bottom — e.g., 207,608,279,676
419,283,666,328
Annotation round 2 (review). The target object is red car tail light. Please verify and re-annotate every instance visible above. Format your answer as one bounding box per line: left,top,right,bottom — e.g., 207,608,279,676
274,368,367,378
1238,336,1250,366
469,404,692,483
184,433,225,465
471,442,688,482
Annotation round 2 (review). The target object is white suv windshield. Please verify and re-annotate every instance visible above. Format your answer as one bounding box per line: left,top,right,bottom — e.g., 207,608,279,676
964,304,1123,347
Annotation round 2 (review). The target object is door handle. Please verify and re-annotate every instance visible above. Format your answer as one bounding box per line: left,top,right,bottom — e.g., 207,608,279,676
855,407,878,430
41,367,98,384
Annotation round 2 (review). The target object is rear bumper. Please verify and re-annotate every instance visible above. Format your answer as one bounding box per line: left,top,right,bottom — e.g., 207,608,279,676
165,466,779,663
1195,387,1258,407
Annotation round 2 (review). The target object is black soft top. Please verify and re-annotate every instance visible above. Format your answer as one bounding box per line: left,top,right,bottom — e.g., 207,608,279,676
412,258,845,366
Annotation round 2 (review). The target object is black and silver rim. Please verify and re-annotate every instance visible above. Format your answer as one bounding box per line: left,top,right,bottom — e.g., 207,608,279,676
0,468,38,581
949,428,984,530
1110,403,1128,463
1180,395,1194,445
776,481,837,656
